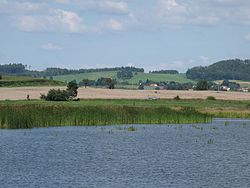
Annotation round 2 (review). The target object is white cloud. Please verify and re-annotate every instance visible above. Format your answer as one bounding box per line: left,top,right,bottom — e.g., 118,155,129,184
104,19,124,31
2,0,250,33
0,1,46,14
42,43,64,51
160,0,178,10
53,9,83,33
54,0,70,4
153,56,211,72
79,0,129,14
15,9,88,33
155,0,220,26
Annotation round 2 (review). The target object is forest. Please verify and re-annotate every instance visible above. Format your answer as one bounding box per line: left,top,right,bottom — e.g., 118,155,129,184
186,59,250,81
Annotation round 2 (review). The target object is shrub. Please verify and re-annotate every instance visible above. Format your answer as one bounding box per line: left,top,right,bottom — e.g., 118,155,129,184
127,126,137,131
196,80,208,90
174,95,180,100
42,89,70,101
155,86,160,90
206,96,216,100
41,81,79,101
138,84,144,90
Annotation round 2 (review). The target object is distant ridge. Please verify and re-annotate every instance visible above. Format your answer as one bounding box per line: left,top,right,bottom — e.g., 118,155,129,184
186,59,250,81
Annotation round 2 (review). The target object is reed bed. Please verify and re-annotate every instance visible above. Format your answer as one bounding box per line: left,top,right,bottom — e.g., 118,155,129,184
0,104,211,129
208,111,250,119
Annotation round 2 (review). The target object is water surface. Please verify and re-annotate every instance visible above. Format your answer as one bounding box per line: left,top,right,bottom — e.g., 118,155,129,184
0,119,250,188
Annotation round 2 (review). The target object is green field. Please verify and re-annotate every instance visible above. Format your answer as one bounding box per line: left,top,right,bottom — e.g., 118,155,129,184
0,75,65,87
53,71,195,85
128,73,195,84
54,71,118,83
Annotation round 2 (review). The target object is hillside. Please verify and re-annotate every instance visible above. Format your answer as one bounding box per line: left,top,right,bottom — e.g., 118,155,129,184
0,75,65,87
128,73,194,84
186,59,250,81
54,71,118,83
53,71,194,85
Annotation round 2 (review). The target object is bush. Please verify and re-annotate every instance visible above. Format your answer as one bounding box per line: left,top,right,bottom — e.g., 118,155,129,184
174,95,180,100
196,80,208,90
41,81,79,101
155,86,160,90
206,96,216,100
42,89,70,101
138,84,144,90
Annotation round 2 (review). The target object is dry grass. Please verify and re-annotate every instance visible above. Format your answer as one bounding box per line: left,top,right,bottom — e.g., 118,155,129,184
0,87,250,100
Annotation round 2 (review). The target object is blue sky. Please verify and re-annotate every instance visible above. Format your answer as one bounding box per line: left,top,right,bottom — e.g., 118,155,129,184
0,0,250,72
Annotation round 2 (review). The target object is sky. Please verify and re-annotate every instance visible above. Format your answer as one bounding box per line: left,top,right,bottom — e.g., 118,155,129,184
0,0,250,72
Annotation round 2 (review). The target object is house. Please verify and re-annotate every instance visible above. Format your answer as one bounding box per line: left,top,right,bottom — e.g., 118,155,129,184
149,83,158,87
221,86,230,91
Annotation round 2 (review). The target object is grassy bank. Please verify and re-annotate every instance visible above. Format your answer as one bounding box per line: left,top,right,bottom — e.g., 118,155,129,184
0,105,211,129
0,75,65,87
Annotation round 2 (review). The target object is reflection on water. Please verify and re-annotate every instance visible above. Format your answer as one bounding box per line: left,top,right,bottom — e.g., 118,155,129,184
0,119,250,188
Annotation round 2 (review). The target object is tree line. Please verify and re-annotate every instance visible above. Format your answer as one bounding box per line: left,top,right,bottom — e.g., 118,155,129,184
0,63,144,77
151,70,179,74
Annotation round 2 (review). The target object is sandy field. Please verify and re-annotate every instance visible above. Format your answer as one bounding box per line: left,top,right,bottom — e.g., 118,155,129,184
0,87,250,100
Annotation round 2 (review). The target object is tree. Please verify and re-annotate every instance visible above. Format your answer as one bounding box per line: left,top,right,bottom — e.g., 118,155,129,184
0,75,2,80
196,80,208,90
222,80,229,87
138,80,144,90
82,79,90,88
41,89,70,101
41,80,79,101
117,69,133,80
67,80,79,98
151,70,179,74
106,78,115,89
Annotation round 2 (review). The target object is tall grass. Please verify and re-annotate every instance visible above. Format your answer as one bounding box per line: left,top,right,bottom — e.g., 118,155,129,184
0,105,211,129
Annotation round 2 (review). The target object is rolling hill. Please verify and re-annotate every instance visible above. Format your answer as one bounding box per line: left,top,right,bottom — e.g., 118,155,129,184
186,59,250,81
53,71,195,85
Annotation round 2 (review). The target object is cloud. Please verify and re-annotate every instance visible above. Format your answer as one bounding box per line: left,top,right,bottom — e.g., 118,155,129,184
0,1,46,14
155,0,220,26
78,0,129,14
54,0,70,4
15,9,88,33
42,43,64,51
103,19,124,31
160,0,178,10
3,0,250,34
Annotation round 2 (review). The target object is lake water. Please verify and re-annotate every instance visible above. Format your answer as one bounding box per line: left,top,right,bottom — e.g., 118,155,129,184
0,119,250,188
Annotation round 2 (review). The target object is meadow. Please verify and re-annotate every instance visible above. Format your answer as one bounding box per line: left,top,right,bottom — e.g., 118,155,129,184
53,71,195,85
128,72,194,84
53,71,117,83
